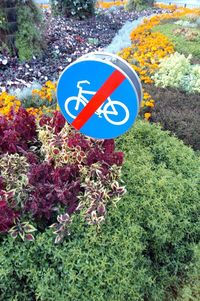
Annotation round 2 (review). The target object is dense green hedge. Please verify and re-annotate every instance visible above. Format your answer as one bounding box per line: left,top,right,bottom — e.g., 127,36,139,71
0,121,199,301
177,244,200,301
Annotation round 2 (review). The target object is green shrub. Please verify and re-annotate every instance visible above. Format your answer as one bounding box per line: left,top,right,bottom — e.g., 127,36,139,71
153,52,192,89
177,244,200,301
0,0,44,60
126,0,154,11
0,9,7,31
15,5,44,61
51,0,96,19
0,121,199,301
153,52,200,94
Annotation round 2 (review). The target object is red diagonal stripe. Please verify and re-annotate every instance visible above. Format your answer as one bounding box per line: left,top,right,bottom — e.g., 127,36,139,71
72,69,126,130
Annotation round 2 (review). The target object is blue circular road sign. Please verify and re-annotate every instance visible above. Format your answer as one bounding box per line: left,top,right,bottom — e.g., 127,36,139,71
57,52,142,139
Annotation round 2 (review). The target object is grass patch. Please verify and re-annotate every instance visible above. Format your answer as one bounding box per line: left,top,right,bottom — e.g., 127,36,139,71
153,23,200,60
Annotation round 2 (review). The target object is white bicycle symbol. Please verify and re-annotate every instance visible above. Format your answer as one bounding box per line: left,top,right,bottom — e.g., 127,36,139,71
64,80,130,126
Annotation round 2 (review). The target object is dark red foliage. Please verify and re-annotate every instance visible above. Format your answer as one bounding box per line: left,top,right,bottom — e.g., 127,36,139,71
39,115,51,127
67,132,90,150
0,192,19,233
0,206,18,233
87,146,124,166
39,111,66,134
102,140,124,165
24,152,39,165
103,140,115,153
0,108,37,154
104,152,124,166
10,108,36,142
0,128,20,154
25,163,80,221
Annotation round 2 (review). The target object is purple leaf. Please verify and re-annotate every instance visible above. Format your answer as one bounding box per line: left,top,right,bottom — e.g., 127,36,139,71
25,234,35,241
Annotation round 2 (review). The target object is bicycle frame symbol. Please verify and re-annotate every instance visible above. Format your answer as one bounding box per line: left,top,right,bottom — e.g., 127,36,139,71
64,80,130,126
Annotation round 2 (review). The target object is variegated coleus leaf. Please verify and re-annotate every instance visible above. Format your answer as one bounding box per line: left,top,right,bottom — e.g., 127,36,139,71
9,220,37,242
50,213,72,244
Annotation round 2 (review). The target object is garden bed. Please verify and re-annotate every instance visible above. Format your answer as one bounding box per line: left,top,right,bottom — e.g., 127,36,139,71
0,7,159,92
119,5,200,150
0,3,200,301
145,84,200,150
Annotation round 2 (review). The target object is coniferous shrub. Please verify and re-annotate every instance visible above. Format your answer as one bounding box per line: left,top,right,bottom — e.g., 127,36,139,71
15,1,44,61
0,0,44,60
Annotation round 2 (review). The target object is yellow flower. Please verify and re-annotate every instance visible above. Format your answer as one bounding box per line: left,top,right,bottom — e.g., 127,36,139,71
144,113,151,120
31,81,57,105
32,89,40,94
45,81,57,90
15,101,21,106
97,1,127,9
145,101,154,108
0,92,21,115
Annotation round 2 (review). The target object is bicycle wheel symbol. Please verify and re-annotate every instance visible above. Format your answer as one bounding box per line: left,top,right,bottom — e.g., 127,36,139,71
65,96,129,126
103,101,129,125
65,96,85,119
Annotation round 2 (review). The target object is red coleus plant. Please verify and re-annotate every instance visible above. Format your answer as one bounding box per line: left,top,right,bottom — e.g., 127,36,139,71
26,163,80,221
0,108,37,155
0,110,126,243
0,191,19,233
39,111,66,134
